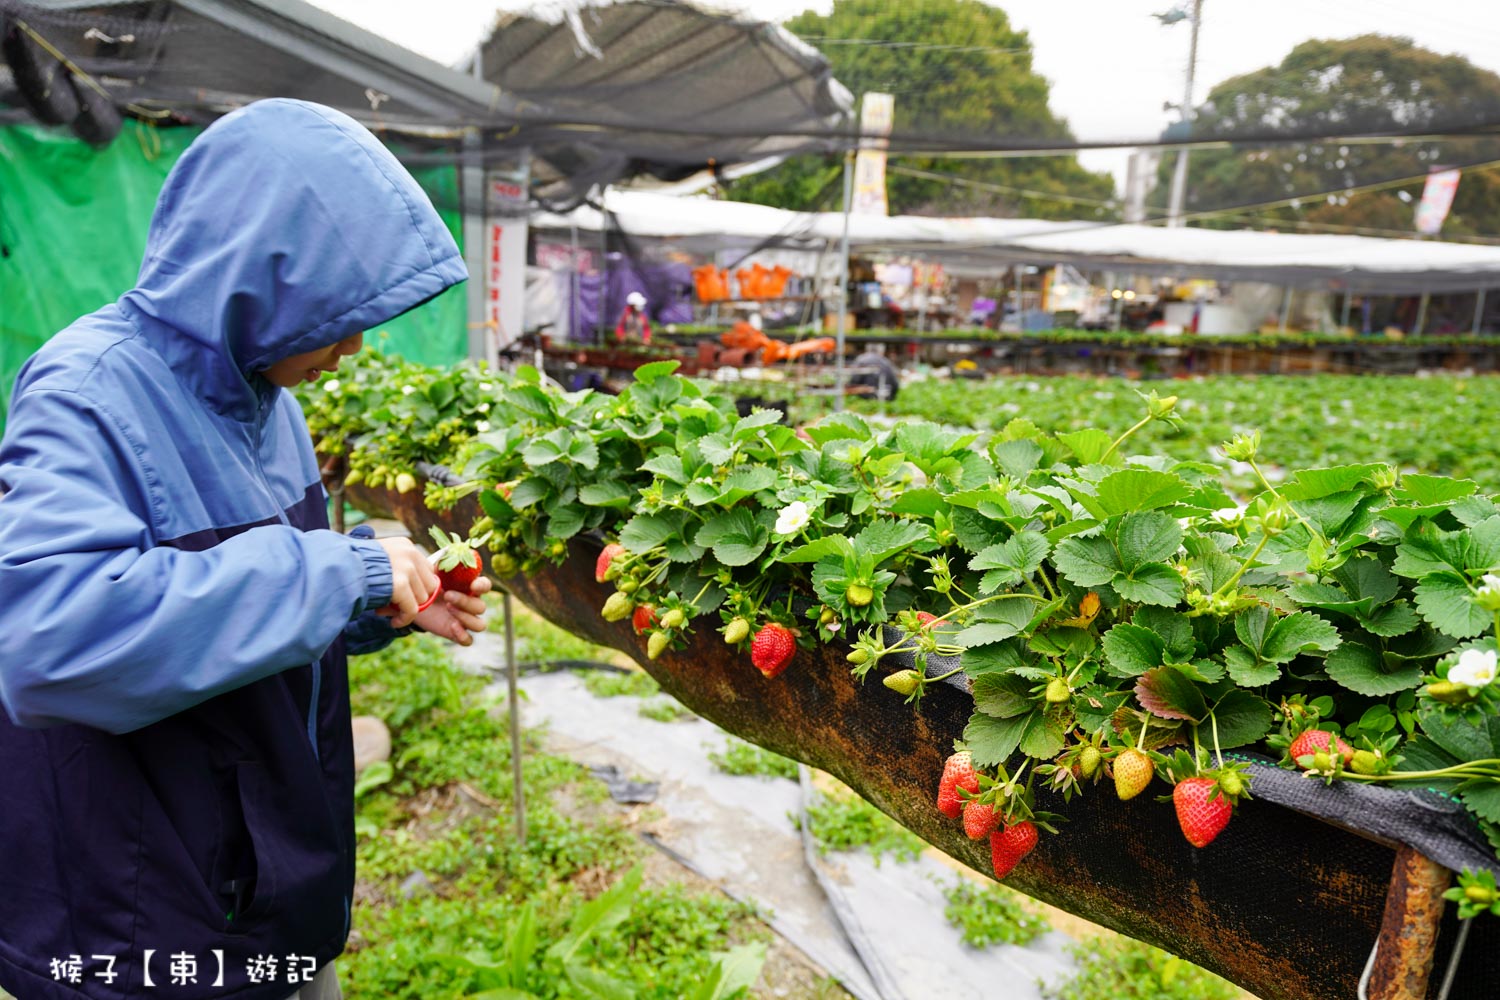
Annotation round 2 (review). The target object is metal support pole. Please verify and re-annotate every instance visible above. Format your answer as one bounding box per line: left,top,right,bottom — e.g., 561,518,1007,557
1165,0,1203,228
503,591,526,845
460,129,488,362
1341,290,1353,332
1414,292,1431,337
1362,845,1450,1000
1278,286,1292,333
1472,289,1486,335
834,150,853,412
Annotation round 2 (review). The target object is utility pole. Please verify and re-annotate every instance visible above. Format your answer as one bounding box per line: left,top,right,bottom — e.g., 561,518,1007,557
1164,0,1203,228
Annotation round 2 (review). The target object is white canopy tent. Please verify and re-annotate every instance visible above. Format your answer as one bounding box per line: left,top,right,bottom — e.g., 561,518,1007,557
532,189,1500,296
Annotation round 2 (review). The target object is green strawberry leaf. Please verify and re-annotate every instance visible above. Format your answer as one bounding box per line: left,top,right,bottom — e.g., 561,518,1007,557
1058,429,1114,466
961,640,1031,678
1209,691,1274,749
1095,469,1194,515
971,673,1033,719
1101,623,1167,678
1324,642,1424,696
1112,563,1183,606
619,511,681,553
1460,784,1500,826
991,439,1044,479
1223,646,1280,687
779,535,854,563
972,530,1050,592
1261,612,1341,662
1114,512,1184,570
1074,685,1133,733
1278,464,1384,501
1414,571,1487,638
964,712,1027,767
1395,474,1476,506
853,519,932,564
1052,536,1121,588
695,510,769,567
890,488,947,517
1358,600,1421,638
1133,607,1195,659
1019,711,1067,759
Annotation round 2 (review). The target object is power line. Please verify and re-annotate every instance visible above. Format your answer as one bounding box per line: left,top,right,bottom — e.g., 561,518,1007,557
792,35,1031,56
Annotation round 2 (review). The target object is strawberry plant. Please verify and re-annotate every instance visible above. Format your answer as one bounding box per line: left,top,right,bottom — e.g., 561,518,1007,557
306,353,1500,873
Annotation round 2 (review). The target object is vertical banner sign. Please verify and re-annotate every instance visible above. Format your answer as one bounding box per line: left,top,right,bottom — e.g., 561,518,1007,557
485,161,531,360
851,92,894,216
1414,167,1461,236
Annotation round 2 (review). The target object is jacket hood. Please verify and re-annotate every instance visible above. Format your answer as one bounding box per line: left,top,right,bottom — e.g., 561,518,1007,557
121,99,467,416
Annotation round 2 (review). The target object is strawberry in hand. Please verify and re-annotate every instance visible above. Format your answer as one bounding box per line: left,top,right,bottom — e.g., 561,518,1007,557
429,526,488,594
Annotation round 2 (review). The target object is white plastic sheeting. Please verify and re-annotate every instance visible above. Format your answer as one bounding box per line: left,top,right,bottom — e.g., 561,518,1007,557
532,189,1500,294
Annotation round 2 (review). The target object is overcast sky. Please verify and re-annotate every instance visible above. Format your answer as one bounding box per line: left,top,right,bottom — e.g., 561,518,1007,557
310,0,1500,191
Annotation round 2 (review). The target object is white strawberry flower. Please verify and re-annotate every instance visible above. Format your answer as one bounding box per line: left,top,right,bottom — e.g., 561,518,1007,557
401,384,416,396
479,381,494,391
1450,648,1498,689
1210,507,1243,527
476,420,491,433
775,500,811,535
323,378,341,393
477,402,491,414
1481,573,1500,594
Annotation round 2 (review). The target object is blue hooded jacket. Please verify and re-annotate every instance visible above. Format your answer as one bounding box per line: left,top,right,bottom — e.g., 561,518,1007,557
0,99,467,998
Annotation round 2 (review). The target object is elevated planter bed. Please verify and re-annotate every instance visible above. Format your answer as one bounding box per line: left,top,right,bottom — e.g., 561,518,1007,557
348,479,1498,1000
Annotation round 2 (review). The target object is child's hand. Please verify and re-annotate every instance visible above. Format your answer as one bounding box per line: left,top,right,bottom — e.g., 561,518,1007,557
375,538,440,627
414,576,492,646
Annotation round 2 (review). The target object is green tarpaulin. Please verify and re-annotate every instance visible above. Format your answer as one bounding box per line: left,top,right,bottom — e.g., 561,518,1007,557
0,120,468,430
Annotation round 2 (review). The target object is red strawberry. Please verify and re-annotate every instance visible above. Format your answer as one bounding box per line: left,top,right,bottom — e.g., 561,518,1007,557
632,604,658,635
936,751,980,819
962,799,1001,840
595,543,626,583
1113,748,1155,801
915,611,945,629
750,623,796,678
1288,729,1353,768
429,527,483,594
989,821,1038,879
1173,777,1233,848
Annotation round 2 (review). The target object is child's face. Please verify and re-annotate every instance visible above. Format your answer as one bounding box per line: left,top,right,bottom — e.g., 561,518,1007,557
259,332,364,388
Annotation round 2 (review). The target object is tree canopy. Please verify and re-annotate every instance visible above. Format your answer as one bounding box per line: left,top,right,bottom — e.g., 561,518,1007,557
725,0,1117,220
1158,34,1500,239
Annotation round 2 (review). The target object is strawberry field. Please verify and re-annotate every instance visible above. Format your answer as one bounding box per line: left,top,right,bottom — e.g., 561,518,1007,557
304,356,1500,999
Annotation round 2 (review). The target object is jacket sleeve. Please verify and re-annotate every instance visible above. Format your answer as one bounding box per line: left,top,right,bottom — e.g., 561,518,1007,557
343,611,404,656
0,389,395,734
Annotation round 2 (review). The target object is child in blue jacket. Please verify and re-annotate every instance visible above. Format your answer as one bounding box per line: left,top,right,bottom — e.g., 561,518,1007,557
0,99,488,1000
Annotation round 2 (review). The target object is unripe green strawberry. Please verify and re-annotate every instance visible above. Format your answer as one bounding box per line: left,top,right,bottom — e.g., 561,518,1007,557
647,632,670,660
847,649,870,665
1349,749,1384,775
394,472,418,493
601,592,633,622
343,468,364,486
1078,745,1102,780
819,607,836,625
1045,678,1070,704
660,608,686,630
1218,769,1246,799
1465,884,1497,905
1426,680,1477,705
490,552,518,577
724,617,751,645
845,583,874,607
883,670,921,696
618,578,640,594
1114,748,1154,801
472,516,495,536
